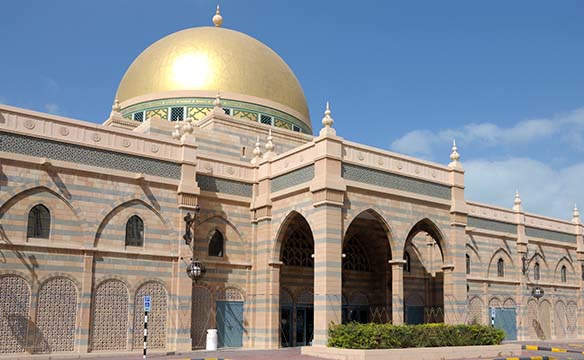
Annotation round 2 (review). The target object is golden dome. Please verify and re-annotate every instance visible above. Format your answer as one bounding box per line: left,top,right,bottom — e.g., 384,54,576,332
116,26,310,128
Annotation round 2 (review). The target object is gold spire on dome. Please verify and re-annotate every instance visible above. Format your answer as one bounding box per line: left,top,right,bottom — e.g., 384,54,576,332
213,5,223,27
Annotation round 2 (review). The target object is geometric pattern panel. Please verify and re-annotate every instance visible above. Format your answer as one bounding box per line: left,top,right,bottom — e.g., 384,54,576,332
34,277,77,353
525,227,577,244
567,301,578,337
0,132,181,180
133,282,167,350
488,297,502,308
468,297,484,324
90,280,129,351
196,174,253,197
217,287,244,302
503,298,516,308
343,236,370,272
0,275,30,354
342,163,451,200
467,217,518,234
554,301,567,339
527,299,540,340
539,301,552,340
192,286,214,349
271,165,314,193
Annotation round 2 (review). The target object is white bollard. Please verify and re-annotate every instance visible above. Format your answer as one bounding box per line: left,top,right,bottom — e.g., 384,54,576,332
206,329,218,351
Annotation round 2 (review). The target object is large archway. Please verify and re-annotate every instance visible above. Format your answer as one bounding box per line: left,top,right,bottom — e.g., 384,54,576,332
342,210,392,324
403,219,445,324
278,212,314,347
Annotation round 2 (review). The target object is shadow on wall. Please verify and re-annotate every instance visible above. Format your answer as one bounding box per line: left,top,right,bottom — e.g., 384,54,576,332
532,319,546,340
5,314,51,353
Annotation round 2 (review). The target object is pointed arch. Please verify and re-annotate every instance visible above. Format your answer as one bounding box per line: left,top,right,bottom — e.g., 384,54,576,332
554,256,575,283
198,215,243,240
274,210,314,263
343,208,396,255
487,248,515,278
404,218,447,261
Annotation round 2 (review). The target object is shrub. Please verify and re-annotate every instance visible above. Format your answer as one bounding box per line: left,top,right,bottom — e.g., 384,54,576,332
328,322,505,349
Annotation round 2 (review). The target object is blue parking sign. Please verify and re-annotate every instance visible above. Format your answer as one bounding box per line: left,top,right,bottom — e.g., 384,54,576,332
144,295,151,312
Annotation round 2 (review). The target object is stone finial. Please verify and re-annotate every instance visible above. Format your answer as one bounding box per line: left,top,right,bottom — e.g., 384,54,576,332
251,136,262,164
263,129,276,159
214,91,222,108
513,190,523,212
573,204,580,224
213,5,223,27
448,140,461,169
171,117,195,141
111,96,121,113
319,101,336,136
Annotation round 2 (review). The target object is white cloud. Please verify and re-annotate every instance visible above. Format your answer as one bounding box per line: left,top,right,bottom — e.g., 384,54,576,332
44,103,60,114
465,157,583,219
390,107,584,158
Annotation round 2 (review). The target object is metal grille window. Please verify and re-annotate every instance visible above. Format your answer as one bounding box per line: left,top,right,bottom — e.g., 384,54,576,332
170,107,185,121
343,236,370,272
27,204,50,238
125,215,144,247
223,108,231,116
133,112,144,122
497,258,505,277
260,114,273,125
208,230,224,257
292,125,301,132
281,229,313,267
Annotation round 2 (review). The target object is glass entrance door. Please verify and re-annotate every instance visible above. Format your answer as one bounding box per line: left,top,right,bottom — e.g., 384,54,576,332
295,306,313,346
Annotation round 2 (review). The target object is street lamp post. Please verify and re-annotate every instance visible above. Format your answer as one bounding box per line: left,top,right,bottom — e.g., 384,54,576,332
183,204,205,282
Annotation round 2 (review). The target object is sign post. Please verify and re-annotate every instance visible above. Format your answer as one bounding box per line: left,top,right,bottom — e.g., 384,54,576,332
143,295,151,359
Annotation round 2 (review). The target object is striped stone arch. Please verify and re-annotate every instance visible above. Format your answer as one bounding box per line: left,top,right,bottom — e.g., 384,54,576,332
403,218,448,261
0,274,31,354
468,296,484,324
273,210,315,262
487,248,515,279
33,277,78,353
90,279,129,351
132,281,168,350
343,208,396,254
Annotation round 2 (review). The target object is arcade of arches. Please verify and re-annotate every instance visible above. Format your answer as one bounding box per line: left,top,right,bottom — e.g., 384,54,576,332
276,211,446,347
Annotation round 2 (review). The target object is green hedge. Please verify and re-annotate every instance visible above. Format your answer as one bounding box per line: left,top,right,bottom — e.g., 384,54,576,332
328,323,505,349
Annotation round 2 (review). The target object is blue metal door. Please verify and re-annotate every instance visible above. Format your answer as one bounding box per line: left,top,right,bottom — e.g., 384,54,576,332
492,307,517,340
406,306,425,324
216,301,244,347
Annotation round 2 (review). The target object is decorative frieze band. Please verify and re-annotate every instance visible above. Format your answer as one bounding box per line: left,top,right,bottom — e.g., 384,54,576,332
525,226,577,244
271,165,314,193
0,132,181,179
341,163,451,200
467,216,517,234
196,174,252,197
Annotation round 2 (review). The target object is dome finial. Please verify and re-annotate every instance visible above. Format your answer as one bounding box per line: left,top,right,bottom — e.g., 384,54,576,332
319,101,336,136
513,189,523,212
448,139,462,169
111,95,121,113
213,5,223,27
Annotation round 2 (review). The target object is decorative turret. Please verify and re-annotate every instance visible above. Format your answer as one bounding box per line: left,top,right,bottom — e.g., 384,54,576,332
513,190,523,212
573,204,580,224
319,101,336,136
448,140,461,170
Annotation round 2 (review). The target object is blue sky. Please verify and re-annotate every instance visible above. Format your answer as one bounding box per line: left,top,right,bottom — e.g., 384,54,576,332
1,1,583,218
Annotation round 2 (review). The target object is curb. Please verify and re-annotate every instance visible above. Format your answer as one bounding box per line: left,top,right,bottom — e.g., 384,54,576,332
493,357,557,360
523,344,584,354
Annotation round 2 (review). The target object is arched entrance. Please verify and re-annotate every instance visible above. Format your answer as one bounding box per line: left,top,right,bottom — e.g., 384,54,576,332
342,210,392,324
278,212,314,347
403,219,445,324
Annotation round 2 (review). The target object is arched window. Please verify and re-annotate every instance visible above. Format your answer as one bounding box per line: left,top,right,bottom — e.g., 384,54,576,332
404,251,411,273
561,265,567,283
466,254,471,274
27,204,51,239
497,258,505,277
208,230,224,257
534,262,540,281
125,215,144,247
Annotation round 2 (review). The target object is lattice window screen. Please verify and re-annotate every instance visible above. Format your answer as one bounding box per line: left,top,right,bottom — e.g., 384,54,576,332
90,280,129,351
281,229,313,268
133,282,167,350
192,286,214,349
34,278,77,353
343,236,370,272
0,275,30,354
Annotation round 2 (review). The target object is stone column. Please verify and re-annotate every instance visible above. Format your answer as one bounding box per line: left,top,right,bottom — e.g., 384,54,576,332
76,252,94,353
389,260,405,324
312,203,343,346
